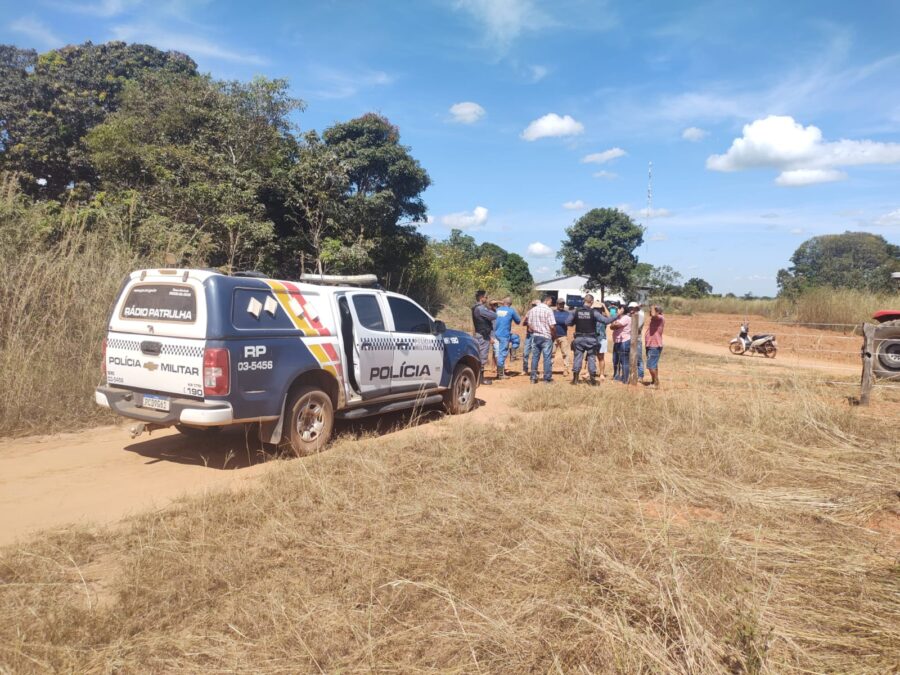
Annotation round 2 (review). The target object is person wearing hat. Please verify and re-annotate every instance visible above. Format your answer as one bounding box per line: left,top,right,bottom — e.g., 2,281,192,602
630,301,646,381
569,294,613,385
552,298,573,377
610,302,633,383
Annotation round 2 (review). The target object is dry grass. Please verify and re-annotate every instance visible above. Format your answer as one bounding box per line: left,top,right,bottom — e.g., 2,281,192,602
1,348,898,673
663,287,900,327
0,178,146,436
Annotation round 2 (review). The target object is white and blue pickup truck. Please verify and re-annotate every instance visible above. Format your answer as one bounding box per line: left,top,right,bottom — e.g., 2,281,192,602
95,269,481,455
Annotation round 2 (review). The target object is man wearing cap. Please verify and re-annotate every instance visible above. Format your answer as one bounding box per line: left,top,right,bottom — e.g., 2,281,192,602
471,290,497,385
569,294,613,385
552,298,572,377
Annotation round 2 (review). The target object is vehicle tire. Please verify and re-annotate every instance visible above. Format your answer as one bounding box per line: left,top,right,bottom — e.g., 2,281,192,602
729,341,745,355
175,424,223,435
444,365,477,415
873,320,900,380
764,342,777,358
282,386,334,457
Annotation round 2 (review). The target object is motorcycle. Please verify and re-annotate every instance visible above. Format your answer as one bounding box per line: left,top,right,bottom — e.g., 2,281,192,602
729,323,777,358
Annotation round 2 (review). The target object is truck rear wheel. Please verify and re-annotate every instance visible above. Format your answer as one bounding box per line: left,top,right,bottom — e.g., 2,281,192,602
444,365,477,415
283,385,334,457
873,320,900,380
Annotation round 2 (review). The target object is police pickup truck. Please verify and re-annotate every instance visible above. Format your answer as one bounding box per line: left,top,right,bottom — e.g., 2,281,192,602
95,269,481,455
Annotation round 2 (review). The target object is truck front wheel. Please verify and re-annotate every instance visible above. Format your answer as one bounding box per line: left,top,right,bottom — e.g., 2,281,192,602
283,386,334,457
444,365,477,415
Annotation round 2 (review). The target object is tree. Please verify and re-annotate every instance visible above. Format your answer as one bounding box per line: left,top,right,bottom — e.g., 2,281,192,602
85,71,303,270
502,253,533,296
478,242,508,268
0,42,197,198
321,113,431,287
630,262,683,295
682,277,713,298
777,232,900,295
558,207,644,300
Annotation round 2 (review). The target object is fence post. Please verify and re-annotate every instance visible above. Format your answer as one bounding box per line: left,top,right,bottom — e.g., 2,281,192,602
628,332,639,385
860,323,875,406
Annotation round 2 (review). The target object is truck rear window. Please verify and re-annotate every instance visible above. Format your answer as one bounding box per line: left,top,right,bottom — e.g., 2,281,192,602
120,283,197,323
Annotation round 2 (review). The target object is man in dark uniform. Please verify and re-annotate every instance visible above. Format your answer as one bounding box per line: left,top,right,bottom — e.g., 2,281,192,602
569,294,613,385
471,289,497,385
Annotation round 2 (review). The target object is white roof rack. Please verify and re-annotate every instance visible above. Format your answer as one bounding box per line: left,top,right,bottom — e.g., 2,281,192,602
299,273,379,287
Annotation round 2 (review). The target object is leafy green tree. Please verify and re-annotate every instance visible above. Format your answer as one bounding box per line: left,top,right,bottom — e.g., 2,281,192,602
777,232,900,295
85,71,303,271
478,242,508,267
0,42,197,198
631,262,683,294
682,277,713,298
502,252,533,297
321,113,431,286
558,207,644,300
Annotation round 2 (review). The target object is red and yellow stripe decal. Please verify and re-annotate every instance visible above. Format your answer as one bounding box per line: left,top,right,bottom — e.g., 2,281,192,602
308,342,342,380
262,280,331,336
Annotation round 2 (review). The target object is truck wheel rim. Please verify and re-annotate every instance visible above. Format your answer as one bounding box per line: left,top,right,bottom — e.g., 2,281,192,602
297,400,325,442
457,373,473,406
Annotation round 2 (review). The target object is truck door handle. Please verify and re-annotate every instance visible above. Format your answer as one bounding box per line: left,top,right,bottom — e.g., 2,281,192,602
140,341,161,356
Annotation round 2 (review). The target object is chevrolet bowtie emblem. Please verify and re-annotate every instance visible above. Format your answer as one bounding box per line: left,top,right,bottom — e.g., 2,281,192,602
143,361,158,371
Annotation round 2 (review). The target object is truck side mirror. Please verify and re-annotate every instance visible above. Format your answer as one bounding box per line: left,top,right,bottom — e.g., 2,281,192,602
432,320,446,334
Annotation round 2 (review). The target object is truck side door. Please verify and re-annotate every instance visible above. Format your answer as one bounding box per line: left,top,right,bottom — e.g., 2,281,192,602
345,292,394,399
386,295,443,394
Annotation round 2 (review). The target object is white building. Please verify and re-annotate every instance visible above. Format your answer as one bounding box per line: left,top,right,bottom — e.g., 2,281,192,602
533,275,626,307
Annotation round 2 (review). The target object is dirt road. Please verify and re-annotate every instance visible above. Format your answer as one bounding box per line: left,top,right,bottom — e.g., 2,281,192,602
0,331,861,548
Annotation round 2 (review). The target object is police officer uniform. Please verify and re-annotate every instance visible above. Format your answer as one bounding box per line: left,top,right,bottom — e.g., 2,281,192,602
570,304,611,384
472,301,496,384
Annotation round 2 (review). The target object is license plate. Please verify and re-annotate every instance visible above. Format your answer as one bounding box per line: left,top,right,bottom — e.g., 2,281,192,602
141,394,170,412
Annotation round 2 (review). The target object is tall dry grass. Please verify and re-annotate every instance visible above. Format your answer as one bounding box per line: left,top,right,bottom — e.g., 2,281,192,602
0,177,146,435
663,286,900,327
1,348,897,673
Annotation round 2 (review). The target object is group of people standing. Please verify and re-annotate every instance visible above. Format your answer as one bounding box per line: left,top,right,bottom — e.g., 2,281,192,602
471,291,665,387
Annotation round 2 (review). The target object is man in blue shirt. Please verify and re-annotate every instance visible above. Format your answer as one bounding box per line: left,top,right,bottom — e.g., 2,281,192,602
552,298,572,377
493,296,520,380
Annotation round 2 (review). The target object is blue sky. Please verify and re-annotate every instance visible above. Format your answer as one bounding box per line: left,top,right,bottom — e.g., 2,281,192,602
4,0,900,295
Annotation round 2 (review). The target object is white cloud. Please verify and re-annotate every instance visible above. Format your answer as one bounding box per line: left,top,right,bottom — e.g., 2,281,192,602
534,265,552,277
442,206,489,230
448,101,486,124
775,169,847,187
529,64,548,82
682,126,708,142
306,66,393,99
111,23,267,65
452,0,553,50
636,207,673,218
51,0,137,17
562,200,586,210
10,16,63,47
707,115,900,186
789,228,804,235
592,170,618,179
581,147,626,164
425,215,435,225
521,113,584,141
874,208,900,227
526,241,554,257
649,232,668,241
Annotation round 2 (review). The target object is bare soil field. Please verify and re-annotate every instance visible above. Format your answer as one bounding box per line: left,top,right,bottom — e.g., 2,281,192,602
1,341,898,673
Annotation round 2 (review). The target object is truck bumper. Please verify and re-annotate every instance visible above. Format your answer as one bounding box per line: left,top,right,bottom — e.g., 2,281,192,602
95,385,233,427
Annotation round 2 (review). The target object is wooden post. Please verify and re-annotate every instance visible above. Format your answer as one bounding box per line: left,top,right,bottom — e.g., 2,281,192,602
628,330,639,385
860,323,876,406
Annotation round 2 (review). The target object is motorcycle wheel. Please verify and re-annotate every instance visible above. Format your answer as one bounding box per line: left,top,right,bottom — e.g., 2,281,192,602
763,343,777,358
729,341,745,355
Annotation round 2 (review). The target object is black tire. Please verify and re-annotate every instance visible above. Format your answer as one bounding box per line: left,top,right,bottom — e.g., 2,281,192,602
873,320,900,380
764,342,777,358
281,385,334,457
729,341,745,355
444,365,477,415
175,424,223,435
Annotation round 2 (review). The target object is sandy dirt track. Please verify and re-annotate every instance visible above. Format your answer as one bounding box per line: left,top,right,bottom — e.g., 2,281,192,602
0,324,863,548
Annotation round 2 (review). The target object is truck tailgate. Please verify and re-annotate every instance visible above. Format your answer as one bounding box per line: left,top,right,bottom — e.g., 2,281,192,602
106,332,205,399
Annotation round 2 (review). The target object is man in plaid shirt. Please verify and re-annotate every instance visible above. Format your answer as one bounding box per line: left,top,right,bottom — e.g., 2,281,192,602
525,295,557,383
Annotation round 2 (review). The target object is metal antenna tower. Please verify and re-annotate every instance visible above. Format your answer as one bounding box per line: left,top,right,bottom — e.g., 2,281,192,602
644,161,653,252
